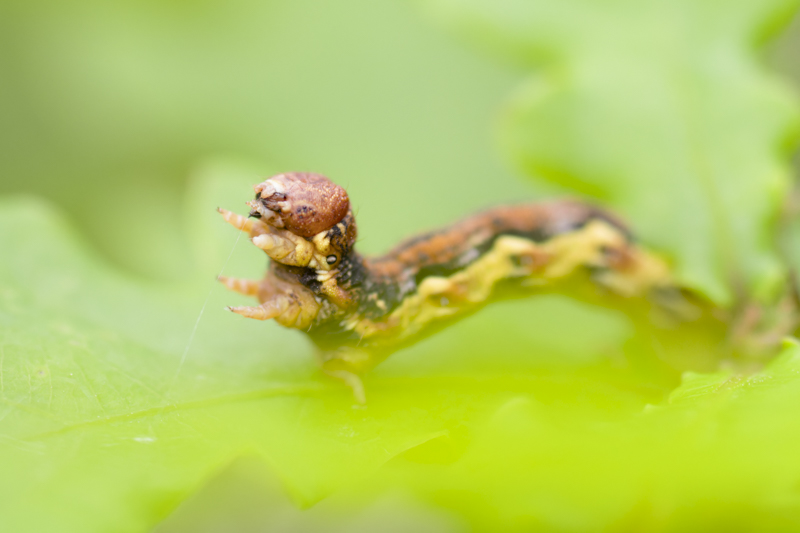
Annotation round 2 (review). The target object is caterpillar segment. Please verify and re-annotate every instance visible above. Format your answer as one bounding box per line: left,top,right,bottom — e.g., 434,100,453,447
219,172,677,402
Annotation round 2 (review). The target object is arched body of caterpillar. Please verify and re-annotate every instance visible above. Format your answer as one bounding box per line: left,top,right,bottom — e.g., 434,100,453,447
219,172,677,403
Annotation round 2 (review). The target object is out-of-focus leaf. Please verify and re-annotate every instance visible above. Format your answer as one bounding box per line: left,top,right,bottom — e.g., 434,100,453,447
153,456,468,533
421,0,800,304
363,340,800,532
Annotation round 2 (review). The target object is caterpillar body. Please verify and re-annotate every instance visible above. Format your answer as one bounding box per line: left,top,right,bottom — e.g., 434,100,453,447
218,172,675,402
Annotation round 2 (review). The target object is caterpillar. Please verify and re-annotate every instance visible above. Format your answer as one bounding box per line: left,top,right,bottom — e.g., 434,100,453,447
218,172,676,402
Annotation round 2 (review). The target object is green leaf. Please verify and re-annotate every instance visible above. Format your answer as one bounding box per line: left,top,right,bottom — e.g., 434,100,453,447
421,0,800,304
360,341,800,531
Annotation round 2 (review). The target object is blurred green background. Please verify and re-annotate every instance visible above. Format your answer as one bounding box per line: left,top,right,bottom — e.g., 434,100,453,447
2,0,800,531
0,0,540,280
2,0,797,294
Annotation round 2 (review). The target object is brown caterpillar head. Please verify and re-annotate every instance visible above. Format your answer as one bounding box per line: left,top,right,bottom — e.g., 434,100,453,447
248,173,349,236
248,172,357,267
